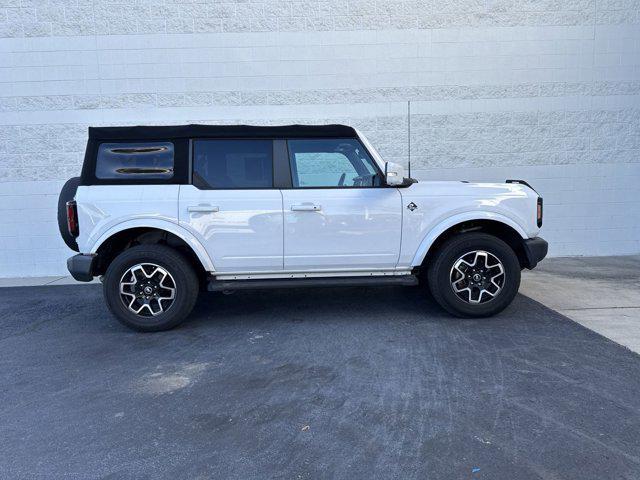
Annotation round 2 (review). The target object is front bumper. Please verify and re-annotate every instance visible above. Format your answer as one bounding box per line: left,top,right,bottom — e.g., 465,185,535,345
67,254,98,282
522,237,548,269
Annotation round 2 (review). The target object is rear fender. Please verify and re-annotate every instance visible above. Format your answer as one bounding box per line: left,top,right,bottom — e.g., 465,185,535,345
89,219,215,272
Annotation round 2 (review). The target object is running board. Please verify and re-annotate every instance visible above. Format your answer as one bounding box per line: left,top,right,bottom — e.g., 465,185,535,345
207,275,419,292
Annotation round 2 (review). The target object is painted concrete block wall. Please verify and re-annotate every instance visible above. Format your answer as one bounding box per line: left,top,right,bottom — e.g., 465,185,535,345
0,1,639,277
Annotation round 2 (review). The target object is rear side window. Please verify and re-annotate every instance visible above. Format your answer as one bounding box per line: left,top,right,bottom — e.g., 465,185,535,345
193,140,273,189
96,142,174,180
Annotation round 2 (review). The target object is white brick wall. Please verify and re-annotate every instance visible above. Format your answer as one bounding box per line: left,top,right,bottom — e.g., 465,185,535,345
0,1,639,277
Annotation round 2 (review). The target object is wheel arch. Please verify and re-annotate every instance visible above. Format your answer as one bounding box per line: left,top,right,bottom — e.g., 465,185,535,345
89,220,214,277
412,213,529,269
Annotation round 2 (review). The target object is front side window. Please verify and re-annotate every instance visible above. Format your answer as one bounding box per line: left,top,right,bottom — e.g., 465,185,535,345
96,142,174,179
193,140,273,189
287,138,381,188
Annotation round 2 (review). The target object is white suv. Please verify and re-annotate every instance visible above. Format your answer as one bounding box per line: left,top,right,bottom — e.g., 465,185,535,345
59,124,547,331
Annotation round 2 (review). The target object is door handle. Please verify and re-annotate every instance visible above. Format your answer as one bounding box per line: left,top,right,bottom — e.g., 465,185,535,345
291,204,321,212
188,205,220,213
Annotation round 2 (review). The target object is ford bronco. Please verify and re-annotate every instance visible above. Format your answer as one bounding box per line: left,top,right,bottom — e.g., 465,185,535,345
59,124,547,331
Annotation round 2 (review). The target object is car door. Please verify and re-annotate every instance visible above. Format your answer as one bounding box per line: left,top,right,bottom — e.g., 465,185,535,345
282,138,402,271
178,139,283,273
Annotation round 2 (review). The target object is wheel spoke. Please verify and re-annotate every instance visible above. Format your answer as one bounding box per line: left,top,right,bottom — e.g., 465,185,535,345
127,296,137,310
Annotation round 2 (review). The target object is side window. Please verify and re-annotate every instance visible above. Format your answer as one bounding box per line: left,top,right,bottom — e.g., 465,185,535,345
193,140,273,189
287,139,381,188
96,142,174,179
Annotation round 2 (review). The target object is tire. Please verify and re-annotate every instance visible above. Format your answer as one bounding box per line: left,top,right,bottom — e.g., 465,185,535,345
57,176,81,252
427,233,521,318
103,244,199,332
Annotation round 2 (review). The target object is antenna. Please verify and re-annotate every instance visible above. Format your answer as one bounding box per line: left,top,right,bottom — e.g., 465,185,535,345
407,100,412,179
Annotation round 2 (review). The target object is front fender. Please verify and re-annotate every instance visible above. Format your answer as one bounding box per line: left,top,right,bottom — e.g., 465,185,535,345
89,218,215,272
411,211,528,267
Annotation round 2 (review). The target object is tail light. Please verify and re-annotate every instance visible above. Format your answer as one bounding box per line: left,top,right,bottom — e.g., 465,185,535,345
66,200,79,237
536,197,543,228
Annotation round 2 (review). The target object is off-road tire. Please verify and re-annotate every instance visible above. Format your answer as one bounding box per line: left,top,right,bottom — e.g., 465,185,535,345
103,244,199,332
427,233,521,318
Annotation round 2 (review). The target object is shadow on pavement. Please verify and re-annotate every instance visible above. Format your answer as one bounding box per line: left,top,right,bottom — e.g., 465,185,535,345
1,284,639,479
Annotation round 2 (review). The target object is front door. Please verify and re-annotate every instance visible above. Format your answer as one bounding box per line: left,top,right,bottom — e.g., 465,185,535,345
179,139,283,273
282,138,402,271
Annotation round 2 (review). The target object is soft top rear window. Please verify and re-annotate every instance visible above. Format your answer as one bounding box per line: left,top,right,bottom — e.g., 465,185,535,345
96,142,174,180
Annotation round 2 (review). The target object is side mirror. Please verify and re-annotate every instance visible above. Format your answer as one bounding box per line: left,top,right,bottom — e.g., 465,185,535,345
384,161,405,186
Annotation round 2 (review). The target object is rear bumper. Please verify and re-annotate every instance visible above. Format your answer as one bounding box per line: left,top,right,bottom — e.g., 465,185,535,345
67,254,98,282
522,237,548,270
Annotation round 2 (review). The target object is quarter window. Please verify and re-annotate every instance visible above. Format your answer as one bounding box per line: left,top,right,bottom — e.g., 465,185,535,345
96,142,174,179
193,140,273,189
287,139,381,188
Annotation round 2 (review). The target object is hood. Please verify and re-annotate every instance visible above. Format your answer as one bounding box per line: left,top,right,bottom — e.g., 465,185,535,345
403,180,536,198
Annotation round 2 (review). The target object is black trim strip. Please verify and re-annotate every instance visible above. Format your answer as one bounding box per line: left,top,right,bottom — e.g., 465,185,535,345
89,124,358,141
208,275,418,291
273,139,292,189
506,179,538,194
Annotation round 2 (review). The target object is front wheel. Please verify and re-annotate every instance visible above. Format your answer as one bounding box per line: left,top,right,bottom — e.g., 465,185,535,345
427,233,521,317
103,244,199,332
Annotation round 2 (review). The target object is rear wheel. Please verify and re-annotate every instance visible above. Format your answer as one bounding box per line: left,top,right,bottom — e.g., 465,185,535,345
103,244,199,332
427,233,521,317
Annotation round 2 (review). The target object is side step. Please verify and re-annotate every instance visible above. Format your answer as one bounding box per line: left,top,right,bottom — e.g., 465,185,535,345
208,275,419,292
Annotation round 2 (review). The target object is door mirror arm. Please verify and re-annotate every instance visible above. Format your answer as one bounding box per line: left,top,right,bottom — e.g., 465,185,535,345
398,177,418,187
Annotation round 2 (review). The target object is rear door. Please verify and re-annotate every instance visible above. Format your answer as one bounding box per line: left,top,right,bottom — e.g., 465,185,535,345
178,139,283,273
281,138,402,271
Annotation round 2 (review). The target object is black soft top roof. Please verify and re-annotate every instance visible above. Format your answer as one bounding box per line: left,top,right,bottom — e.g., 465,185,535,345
88,124,358,141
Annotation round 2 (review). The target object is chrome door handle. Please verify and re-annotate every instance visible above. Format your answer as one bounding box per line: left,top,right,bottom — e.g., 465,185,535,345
188,205,219,213
291,204,321,212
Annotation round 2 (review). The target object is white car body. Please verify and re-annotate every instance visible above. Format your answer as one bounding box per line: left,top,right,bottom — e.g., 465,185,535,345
61,123,548,329
74,130,540,281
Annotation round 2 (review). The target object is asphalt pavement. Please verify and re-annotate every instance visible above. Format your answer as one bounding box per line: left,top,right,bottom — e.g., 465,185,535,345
1,284,640,479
